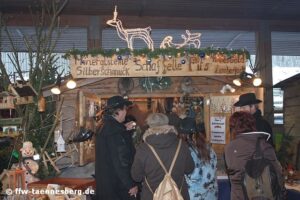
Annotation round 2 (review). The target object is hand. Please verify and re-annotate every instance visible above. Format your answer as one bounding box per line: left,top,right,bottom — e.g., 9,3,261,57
128,186,138,197
125,121,136,131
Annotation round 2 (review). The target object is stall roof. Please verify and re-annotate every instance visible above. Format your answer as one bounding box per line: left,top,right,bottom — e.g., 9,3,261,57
273,73,300,88
1,0,300,21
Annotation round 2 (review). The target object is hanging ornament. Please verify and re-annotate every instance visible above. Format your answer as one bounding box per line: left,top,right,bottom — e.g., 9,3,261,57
146,58,152,64
56,132,66,152
12,149,19,159
117,55,122,60
140,77,171,92
199,52,205,58
38,96,46,112
88,101,95,117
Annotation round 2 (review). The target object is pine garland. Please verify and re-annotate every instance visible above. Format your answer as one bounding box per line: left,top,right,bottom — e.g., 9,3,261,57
64,47,250,60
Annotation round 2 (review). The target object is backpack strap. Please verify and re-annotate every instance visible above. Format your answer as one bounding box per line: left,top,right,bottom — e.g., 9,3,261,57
253,137,264,159
146,139,182,175
169,139,182,174
145,177,154,194
144,139,183,194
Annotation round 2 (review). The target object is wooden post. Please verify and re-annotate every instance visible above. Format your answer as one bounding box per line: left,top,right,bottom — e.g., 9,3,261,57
88,16,102,49
255,21,274,126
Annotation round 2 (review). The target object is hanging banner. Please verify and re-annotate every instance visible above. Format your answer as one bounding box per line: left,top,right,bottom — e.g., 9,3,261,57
210,116,226,144
70,54,245,78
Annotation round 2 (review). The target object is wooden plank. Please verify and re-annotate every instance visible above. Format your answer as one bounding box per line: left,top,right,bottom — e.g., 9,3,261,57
43,78,107,97
285,97,300,106
0,118,22,126
284,86,300,99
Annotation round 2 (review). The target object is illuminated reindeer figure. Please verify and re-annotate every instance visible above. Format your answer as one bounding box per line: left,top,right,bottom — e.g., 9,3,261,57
106,6,154,50
160,30,201,49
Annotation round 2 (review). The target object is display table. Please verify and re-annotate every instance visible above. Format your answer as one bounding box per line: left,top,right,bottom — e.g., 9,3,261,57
217,178,300,200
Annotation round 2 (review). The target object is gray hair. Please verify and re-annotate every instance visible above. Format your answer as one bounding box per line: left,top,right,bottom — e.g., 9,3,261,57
146,113,169,128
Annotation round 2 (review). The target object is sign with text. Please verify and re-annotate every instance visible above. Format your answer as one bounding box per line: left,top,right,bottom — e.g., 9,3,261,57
70,55,245,78
210,116,226,144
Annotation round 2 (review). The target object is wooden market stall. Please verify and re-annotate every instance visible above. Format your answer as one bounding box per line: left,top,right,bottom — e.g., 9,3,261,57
43,73,263,173
274,73,300,169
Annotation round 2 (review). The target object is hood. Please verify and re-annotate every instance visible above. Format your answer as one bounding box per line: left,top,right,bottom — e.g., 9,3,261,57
237,131,271,142
143,125,178,149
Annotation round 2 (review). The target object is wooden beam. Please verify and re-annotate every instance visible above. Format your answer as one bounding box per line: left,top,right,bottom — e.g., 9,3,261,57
255,21,274,125
4,14,300,32
42,77,108,97
88,16,102,49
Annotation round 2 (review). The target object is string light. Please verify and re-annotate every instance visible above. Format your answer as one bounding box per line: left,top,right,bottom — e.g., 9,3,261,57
106,6,154,50
233,72,262,87
66,74,77,89
51,76,61,95
253,77,262,87
66,79,77,89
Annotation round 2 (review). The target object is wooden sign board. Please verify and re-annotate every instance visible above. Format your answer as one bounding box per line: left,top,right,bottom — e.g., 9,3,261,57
70,54,246,78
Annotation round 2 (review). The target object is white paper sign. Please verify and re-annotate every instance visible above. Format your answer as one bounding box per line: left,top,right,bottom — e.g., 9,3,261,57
210,116,226,144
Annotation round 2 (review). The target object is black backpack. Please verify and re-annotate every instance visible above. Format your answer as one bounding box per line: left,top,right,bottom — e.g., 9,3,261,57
242,138,285,200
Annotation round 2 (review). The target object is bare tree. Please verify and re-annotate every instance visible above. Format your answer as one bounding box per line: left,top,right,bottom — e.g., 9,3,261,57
0,0,69,173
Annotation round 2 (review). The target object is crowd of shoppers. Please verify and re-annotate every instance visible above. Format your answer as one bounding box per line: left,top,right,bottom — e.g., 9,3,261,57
95,93,282,200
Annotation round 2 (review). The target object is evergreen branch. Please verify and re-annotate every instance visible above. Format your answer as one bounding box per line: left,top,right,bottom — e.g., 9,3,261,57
41,96,64,155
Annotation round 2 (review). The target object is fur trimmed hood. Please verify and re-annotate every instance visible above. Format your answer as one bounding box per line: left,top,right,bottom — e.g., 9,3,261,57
143,125,177,141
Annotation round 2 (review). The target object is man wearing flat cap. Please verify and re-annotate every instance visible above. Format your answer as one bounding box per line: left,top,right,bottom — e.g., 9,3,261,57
234,93,274,146
96,95,138,199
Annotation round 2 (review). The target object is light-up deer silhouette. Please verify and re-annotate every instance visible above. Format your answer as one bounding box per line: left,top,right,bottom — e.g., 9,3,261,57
106,6,154,51
160,30,201,49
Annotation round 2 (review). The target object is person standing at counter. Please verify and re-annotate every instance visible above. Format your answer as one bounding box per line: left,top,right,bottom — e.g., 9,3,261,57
234,93,274,147
95,95,138,200
131,113,194,200
224,111,285,200
179,117,218,200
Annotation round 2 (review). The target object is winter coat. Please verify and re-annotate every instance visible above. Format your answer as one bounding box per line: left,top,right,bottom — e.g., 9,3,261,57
224,132,283,200
95,115,136,200
131,125,195,200
253,109,274,146
185,145,218,200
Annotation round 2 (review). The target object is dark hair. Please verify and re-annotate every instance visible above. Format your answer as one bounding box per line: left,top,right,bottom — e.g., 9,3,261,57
193,123,210,163
179,118,210,163
230,111,256,137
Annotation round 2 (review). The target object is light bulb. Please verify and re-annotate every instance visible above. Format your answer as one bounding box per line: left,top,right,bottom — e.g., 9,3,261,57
66,79,77,89
253,77,262,86
206,99,210,105
233,78,242,86
51,86,61,95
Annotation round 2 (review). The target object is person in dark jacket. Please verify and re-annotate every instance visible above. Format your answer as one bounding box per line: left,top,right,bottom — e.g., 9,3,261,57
131,113,194,200
234,92,274,146
224,112,284,200
96,95,138,200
